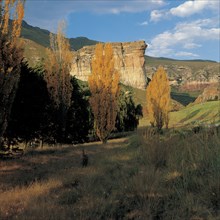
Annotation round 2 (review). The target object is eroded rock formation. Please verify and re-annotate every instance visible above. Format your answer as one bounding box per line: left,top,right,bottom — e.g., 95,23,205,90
145,63,220,91
194,84,220,104
70,41,148,89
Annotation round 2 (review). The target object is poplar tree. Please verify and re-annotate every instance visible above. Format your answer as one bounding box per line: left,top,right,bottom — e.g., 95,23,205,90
44,21,73,142
0,0,25,145
146,66,171,131
89,43,120,143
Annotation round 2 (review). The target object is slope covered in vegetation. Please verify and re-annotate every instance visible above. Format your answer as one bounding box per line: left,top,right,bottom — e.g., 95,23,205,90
139,97,219,128
21,20,98,50
170,101,220,127
0,128,219,219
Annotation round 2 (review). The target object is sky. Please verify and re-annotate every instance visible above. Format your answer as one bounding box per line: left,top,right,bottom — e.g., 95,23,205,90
24,0,220,61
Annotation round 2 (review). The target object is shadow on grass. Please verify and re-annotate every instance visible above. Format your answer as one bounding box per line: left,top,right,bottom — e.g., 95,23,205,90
179,109,200,123
0,138,131,190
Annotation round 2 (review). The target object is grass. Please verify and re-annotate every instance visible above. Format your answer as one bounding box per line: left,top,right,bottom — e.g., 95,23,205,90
139,101,220,128
170,101,220,127
0,128,219,219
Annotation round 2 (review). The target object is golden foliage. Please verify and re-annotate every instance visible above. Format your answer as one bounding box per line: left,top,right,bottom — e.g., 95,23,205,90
146,66,171,130
12,0,25,40
0,0,25,142
0,0,25,41
44,21,73,109
89,43,120,143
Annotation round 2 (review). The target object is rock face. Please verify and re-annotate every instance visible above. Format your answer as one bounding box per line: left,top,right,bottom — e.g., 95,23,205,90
145,62,220,91
194,84,220,104
70,41,148,89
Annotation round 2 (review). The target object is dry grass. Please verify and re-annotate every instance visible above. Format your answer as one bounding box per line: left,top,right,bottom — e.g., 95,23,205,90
0,129,219,219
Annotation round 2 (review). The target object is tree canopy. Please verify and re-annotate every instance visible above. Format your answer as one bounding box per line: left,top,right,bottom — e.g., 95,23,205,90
146,66,171,131
88,43,120,143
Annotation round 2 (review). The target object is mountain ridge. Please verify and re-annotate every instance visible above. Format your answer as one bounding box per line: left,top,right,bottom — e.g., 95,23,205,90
21,20,98,51
145,55,218,63
21,20,218,63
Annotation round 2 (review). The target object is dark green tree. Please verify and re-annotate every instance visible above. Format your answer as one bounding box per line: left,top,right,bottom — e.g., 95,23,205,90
6,62,51,146
66,78,93,144
116,88,143,132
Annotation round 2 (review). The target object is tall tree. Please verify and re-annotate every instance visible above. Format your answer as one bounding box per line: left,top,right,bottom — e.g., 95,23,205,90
0,0,25,146
66,77,93,144
116,89,143,132
146,66,171,131
88,43,120,143
44,21,73,142
6,62,50,146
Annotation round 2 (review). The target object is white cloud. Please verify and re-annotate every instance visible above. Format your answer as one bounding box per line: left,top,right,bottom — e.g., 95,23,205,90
150,10,165,22
147,18,220,57
183,42,201,49
174,19,220,40
25,0,166,29
170,0,219,17
139,21,148,26
91,0,166,14
175,51,199,57
150,0,219,21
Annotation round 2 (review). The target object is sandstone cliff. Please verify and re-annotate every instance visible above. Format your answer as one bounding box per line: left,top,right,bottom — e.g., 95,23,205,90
70,41,148,89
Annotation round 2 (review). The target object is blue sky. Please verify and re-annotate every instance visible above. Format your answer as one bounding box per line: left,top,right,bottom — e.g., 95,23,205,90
24,0,220,61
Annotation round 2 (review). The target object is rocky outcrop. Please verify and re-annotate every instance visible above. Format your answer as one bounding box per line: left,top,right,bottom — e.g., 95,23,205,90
194,84,220,104
145,62,220,91
70,41,148,89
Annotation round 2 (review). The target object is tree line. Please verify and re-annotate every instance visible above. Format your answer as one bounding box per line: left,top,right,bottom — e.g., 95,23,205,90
0,4,142,147
1,0,171,148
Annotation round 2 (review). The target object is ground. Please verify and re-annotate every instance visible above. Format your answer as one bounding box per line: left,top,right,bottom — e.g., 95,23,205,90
0,128,219,220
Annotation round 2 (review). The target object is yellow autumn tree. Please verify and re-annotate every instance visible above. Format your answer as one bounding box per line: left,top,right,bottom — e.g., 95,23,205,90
89,43,120,143
44,21,73,141
0,0,25,145
146,66,171,131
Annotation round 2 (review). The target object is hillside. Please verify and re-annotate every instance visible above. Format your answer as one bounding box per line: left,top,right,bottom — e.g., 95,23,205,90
22,38,47,66
127,84,193,107
21,20,98,50
170,101,220,127
139,101,220,128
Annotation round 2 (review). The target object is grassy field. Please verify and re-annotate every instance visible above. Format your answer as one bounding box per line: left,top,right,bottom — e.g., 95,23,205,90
170,101,220,127
0,127,219,219
139,100,220,128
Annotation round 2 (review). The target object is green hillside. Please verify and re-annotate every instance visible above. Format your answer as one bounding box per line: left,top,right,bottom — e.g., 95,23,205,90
21,20,50,48
170,101,220,127
139,101,220,128
69,37,99,51
21,20,98,50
